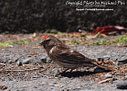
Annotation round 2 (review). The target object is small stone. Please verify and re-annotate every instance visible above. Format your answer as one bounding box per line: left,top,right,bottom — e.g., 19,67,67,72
112,78,118,81
13,58,19,62
105,73,112,78
46,57,51,63
8,58,18,64
17,61,22,66
114,73,120,76
0,63,5,66
41,56,47,63
103,57,110,61
124,74,127,79
0,85,8,90
118,59,127,65
97,58,104,61
40,56,51,63
117,81,127,89
103,55,111,58
32,75,40,78
22,58,32,64
79,90,92,91
94,68,105,73
8,60,13,64
0,77,5,81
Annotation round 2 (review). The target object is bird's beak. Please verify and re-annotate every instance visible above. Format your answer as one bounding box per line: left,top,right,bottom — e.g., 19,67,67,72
39,41,44,46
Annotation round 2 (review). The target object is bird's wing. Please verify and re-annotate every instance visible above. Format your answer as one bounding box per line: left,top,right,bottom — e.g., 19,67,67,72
50,46,96,65
49,46,111,70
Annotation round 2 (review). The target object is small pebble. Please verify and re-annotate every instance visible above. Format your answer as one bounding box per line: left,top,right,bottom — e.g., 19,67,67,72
8,60,13,64
22,58,32,64
32,75,40,78
94,68,105,73
117,81,127,89
124,75,127,79
114,73,120,76
41,56,47,63
97,58,104,61
103,55,111,58
118,59,127,65
0,63,5,66
79,90,92,91
46,57,51,63
0,77,5,81
105,73,112,78
0,85,8,90
17,61,22,66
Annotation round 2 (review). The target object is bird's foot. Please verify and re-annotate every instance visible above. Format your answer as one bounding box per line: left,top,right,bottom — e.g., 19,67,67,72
55,68,70,77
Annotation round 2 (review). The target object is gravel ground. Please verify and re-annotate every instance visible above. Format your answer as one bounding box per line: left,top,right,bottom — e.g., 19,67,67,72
0,34,127,91
0,77,125,91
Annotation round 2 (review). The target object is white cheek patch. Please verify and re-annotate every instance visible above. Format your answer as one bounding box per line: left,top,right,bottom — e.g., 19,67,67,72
49,47,55,54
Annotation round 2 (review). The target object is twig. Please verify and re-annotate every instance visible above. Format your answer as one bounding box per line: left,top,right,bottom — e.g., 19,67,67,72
0,67,45,73
96,78,113,84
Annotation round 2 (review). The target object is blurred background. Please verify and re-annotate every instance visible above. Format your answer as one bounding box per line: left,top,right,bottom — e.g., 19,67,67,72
0,0,127,33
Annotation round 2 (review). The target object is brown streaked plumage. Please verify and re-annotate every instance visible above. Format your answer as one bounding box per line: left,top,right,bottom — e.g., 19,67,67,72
40,36,111,72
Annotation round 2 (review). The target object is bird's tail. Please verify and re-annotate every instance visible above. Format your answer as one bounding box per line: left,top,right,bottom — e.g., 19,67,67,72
84,57,113,71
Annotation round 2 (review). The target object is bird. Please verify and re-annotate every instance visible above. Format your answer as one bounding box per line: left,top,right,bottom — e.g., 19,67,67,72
40,35,111,73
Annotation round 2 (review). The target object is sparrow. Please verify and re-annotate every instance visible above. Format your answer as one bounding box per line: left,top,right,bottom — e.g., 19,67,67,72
40,35,111,73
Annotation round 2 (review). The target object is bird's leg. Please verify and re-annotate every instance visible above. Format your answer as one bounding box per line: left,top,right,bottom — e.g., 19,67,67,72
62,68,70,73
86,67,90,71
55,68,69,76
69,69,73,73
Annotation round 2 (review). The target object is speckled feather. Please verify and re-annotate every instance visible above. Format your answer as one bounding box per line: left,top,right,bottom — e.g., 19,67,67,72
40,36,111,70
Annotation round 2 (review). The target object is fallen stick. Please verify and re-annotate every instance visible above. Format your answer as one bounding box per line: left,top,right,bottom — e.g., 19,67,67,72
96,78,113,84
0,67,44,73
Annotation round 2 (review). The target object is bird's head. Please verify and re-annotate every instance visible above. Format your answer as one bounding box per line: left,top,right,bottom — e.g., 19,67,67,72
40,35,62,51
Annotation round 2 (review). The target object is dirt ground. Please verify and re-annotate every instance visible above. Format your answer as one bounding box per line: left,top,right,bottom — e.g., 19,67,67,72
0,33,127,91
